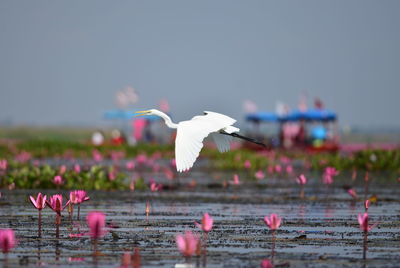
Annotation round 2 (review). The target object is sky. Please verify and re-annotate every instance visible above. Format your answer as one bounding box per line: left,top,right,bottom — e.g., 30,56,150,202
0,0,399,128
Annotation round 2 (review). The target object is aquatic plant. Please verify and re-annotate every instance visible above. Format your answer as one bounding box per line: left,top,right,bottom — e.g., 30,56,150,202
244,160,251,169
58,165,67,175
264,214,282,231
255,170,265,180
73,164,81,173
347,188,357,199
1,163,128,190
0,159,7,170
126,160,135,170
194,213,213,266
46,194,68,238
176,231,200,259
261,259,273,268
29,192,47,210
69,190,90,220
296,174,307,199
323,166,339,185
195,213,213,233
357,212,376,260
364,200,370,212
0,229,16,254
0,228,16,267
87,211,106,239
87,211,106,256
230,174,241,185
358,213,376,232
120,248,140,268
296,174,307,185
149,180,162,192
29,193,47,237
264,214,281,263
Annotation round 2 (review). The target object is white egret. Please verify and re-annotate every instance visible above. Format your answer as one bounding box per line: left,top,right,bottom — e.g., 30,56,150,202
135,109,265,172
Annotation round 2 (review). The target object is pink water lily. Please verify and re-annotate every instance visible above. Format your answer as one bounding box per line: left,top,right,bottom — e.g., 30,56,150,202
53,175,63,186
358,212,376,232
74,164,81,173
46,194,68,214
69,190,90,204
170,158,177,169
261,259,273,268
255,170,265,180
92,149,103,162
195,213,213,233
87,211,106,239
296,174,307,185
347,188,357,199
29,193,47,210
274,164,282,173
286,165,293,175
0,159,7,170
323,173,333,184
135,154,147,165
323,166,339,185
120,247,141,268
0,229,16,254
150,180,162,192
325,167,339,176
364,200,370,211
230,174,241,185
108,168,116,181
244,160,251,169
176,231,199,257
264,213,282,230
126,160,135,170
59,165,67,175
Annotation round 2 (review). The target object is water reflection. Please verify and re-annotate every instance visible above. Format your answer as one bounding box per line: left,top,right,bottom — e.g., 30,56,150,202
38,210,42,238
37,238,41,265
55,239,60,262
201,233,208,268
270,231,276,263
363,231,368,260
92,240,98,268
3,253,9,268
298,203,305,222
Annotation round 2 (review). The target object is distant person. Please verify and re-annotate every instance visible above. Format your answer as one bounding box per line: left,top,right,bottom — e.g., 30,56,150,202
111,129,125,145
91,130,104,146
295,121,306,147
314,98,324,110
282,123,300,149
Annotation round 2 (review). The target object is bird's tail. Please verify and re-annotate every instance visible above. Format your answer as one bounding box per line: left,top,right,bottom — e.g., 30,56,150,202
220,132,267,148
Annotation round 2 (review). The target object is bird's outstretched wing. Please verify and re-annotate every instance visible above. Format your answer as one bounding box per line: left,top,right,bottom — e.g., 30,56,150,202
211,133,232,153
175,112,237,172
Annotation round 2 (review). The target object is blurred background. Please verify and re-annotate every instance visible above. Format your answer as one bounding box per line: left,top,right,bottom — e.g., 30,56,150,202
1,0,399,145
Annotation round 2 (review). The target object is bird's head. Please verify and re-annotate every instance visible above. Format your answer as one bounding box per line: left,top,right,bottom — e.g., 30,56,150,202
134,109,158,117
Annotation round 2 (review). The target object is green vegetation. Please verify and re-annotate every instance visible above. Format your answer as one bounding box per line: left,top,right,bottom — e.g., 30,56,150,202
0,139,173,159
0,137,399,190
1,163,128,190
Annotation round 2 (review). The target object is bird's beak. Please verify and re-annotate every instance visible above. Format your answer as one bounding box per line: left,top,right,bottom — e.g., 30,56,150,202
134,110,151,117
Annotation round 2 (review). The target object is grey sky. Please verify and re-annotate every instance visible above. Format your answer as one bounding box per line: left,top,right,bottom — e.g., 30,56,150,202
0,0,399,127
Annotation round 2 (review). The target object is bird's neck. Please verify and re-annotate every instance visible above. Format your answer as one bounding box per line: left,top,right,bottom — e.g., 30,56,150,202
157,111,178,129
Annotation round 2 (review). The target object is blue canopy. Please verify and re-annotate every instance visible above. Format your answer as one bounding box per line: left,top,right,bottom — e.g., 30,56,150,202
246,109,337,122
281,109,337,121
246,112,279,122
103,110,161,122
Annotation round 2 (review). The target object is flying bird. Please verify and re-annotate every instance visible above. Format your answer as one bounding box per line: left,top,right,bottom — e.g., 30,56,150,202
135,109,265,172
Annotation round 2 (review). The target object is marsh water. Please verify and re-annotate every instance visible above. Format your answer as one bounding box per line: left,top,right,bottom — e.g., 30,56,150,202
1,169,399,267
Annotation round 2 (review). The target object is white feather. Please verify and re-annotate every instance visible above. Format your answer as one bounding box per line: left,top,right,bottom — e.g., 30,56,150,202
175,111,238,172
211,133,233,153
